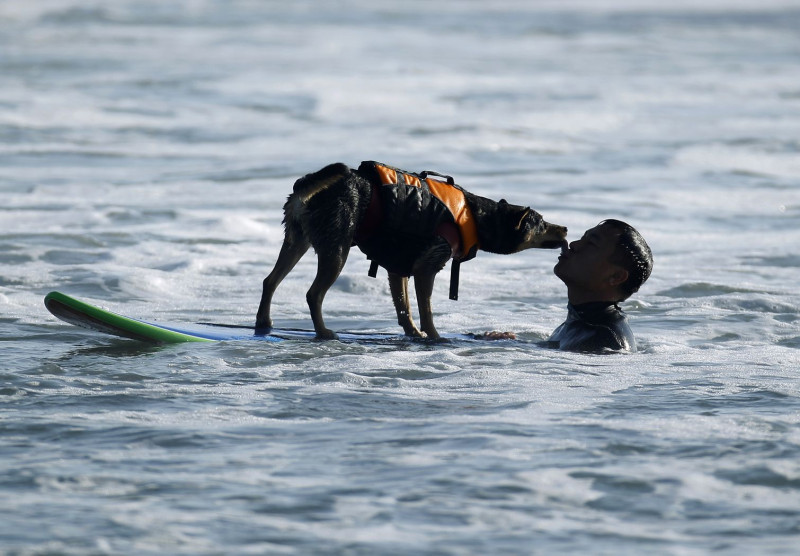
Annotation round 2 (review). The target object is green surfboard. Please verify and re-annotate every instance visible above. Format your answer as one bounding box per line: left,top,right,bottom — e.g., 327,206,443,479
45,291,476,345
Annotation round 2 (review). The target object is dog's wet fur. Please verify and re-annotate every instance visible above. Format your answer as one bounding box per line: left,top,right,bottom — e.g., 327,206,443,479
256,163,568,339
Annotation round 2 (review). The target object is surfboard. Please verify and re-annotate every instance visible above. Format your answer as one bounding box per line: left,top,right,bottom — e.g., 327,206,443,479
44,291,475,345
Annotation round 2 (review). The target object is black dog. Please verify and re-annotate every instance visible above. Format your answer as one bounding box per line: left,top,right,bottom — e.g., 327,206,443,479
256,161,567,339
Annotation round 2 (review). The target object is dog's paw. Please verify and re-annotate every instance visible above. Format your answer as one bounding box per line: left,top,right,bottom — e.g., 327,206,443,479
255,316,273,330
315,328,340,341
403,328,426,339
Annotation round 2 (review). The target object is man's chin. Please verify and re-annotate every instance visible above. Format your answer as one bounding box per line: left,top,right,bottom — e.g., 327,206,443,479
553,260,576,286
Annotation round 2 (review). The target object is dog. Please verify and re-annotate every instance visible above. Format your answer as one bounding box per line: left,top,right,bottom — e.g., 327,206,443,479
256,161,568,339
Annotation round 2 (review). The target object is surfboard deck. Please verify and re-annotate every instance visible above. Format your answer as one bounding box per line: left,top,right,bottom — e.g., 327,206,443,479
44,291,477,345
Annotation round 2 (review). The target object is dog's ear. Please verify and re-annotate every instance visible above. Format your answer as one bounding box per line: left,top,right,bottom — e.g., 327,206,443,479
515,207,532,230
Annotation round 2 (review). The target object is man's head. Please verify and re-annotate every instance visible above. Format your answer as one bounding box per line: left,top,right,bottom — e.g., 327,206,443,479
554,220,652,304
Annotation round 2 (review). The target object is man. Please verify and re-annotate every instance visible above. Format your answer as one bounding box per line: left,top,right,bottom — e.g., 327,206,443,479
548,219,653,352
483,219,653,353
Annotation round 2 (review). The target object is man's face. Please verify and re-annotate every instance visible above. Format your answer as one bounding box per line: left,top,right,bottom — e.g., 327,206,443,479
554,223,626,299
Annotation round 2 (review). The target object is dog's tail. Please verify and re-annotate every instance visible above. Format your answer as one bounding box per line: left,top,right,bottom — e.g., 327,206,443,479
292,162,350,203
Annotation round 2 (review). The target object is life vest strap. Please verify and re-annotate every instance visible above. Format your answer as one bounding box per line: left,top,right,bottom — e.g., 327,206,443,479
368,260,379,278
353,182,381,245
449,259,461,301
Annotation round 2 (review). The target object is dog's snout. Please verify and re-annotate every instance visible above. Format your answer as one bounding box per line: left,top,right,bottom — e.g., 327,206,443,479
548,223,568,238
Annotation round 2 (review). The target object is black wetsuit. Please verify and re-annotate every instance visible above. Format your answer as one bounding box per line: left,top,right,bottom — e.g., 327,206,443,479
546,302,636,353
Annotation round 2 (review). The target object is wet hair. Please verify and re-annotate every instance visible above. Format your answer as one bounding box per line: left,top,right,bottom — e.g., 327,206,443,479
599,219,653,300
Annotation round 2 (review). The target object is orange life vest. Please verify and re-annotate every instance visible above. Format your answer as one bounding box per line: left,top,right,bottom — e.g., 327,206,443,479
358,161,479,258
355,161,480,300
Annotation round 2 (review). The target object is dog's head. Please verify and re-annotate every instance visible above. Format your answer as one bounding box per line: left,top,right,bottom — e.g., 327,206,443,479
500,200,568,253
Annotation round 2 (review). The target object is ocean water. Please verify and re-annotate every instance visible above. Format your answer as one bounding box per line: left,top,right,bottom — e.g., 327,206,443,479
2,0,800,554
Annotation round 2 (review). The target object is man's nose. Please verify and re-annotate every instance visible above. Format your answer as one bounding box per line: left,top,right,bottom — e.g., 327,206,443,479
569,239,581,251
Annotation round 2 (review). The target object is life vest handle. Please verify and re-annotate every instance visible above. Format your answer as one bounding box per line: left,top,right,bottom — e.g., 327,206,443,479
419,170,455,186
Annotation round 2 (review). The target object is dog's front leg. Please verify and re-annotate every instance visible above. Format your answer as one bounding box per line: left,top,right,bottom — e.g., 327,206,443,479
388,272,424,338
413,272,440,340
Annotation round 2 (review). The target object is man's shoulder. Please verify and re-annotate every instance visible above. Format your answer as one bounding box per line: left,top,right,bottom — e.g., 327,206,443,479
549,303,636,353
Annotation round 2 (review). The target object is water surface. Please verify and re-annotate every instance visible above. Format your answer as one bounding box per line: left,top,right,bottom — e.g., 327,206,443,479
2,1,800,554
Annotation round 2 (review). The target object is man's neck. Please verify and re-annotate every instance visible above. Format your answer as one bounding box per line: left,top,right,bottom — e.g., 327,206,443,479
567,289,619,306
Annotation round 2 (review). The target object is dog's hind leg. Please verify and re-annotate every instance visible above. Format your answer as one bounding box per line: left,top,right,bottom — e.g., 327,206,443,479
388,272,424,338
306,246,350,340
255,236,309,330
413,272,440,340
